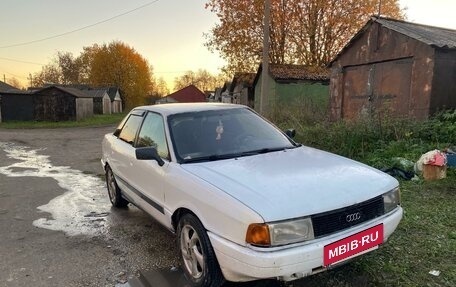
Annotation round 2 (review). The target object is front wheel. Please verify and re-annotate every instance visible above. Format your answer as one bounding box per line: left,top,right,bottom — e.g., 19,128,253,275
177,214,224,287
105,166,128,208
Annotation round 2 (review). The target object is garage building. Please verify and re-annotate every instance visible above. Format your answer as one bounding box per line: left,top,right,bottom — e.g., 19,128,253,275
34,86,93,121
329,16,456,120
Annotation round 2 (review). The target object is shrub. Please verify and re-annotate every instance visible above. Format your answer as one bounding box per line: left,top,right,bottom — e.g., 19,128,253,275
271,108,456,169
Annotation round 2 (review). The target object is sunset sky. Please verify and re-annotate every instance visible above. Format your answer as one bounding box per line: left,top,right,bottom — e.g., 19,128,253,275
1,0,455,91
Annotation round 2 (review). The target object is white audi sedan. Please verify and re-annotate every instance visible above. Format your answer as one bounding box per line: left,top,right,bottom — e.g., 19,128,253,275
101,103,403,287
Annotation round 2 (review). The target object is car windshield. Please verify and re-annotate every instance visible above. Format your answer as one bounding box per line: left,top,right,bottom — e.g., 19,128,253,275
168,107,297,163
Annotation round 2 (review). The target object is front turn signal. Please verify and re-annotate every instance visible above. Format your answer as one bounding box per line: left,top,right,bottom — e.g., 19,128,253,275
246,223,271,247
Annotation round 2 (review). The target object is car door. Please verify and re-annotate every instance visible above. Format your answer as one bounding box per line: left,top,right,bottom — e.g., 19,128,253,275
130,111,170,226
109,110,145,204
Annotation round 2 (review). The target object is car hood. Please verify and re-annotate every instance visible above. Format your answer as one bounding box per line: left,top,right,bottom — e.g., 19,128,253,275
181,146,398,222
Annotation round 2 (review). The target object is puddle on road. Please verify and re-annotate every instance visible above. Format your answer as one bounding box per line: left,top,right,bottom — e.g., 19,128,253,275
0,142,111,236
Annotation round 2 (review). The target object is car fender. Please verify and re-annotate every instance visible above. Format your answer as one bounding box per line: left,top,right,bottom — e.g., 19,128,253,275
164,162,264,246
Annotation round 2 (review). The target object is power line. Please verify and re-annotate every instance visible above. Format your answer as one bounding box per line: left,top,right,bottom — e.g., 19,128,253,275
0,57,44,65
0,0,161,49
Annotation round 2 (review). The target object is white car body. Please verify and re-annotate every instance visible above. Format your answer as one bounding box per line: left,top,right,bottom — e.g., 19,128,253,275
101,103,403,283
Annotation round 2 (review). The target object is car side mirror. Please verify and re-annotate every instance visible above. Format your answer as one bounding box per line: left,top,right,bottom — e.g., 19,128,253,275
285,129,296,139
136,147,165,166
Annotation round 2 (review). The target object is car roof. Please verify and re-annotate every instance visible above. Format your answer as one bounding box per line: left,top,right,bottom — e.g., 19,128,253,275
133,103,247,116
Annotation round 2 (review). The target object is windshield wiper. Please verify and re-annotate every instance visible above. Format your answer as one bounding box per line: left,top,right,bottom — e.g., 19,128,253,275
222,146,297,159
182,154,236,163
238,146,295,156
182,146,299,163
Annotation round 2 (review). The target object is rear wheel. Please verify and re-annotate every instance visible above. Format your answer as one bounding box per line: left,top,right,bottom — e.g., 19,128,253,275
105,166,128,208
177,214,224,287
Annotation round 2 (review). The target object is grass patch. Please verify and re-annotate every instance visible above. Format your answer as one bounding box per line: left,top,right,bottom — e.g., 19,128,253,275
277,110,456,169
298,172,456,287
0,113,127,129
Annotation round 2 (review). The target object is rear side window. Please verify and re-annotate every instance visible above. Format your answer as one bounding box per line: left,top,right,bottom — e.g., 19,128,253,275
118,115,143,145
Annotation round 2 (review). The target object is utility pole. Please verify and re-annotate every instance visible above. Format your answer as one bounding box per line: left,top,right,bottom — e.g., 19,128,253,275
3,74,5,83
28,73,33,88
375,0,383,51
260,0,271,115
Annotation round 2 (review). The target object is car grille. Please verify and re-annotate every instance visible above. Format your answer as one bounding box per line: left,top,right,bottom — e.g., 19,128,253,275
311,196,384,238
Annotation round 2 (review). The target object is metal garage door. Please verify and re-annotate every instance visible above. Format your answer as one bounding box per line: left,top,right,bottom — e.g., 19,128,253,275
342,58,413,119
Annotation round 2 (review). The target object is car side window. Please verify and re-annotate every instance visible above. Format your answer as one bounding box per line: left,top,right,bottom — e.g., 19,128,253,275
136,112,169,159
118,115,143,145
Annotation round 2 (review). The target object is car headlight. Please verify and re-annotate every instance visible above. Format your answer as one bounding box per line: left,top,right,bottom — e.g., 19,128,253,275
246,217,314,247
383,187,401,214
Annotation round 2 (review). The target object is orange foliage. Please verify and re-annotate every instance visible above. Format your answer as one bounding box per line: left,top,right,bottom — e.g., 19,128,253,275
205,0,404,73
88,41,153,109
32,41,154,109
174,69,226,92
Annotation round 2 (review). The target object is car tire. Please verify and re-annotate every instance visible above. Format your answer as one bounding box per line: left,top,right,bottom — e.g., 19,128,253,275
105,166,129,208
177,214,225,287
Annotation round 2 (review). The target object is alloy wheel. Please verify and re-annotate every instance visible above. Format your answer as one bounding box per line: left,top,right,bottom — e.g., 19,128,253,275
180,224,205,279
106,169,117,203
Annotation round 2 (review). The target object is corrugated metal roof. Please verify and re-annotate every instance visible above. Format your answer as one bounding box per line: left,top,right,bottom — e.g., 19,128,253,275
376,17,456,49
0,80,20,93
85,89,108,98
56,86,94,98
233,73,256,87
330,17,456,66
269,64,329,81
36,86,93,98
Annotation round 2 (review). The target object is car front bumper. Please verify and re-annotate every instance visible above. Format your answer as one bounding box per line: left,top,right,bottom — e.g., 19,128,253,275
209,206,403,282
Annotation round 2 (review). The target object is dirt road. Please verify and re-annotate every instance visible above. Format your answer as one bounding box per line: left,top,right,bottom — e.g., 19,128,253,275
0,126,180,287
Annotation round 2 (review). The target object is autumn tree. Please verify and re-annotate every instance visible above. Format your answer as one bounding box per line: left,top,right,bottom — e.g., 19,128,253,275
151,76,170,97
147,77,169,104
6,77,23,89
32,41,155,108
32,63,62,86
76,45,100,84
57,52,82,85
32,52,82,86
205,0,404,73
88,41,153,108
174,69,225,92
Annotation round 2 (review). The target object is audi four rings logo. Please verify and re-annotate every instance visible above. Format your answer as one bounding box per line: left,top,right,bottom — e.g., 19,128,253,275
346,212,361,222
